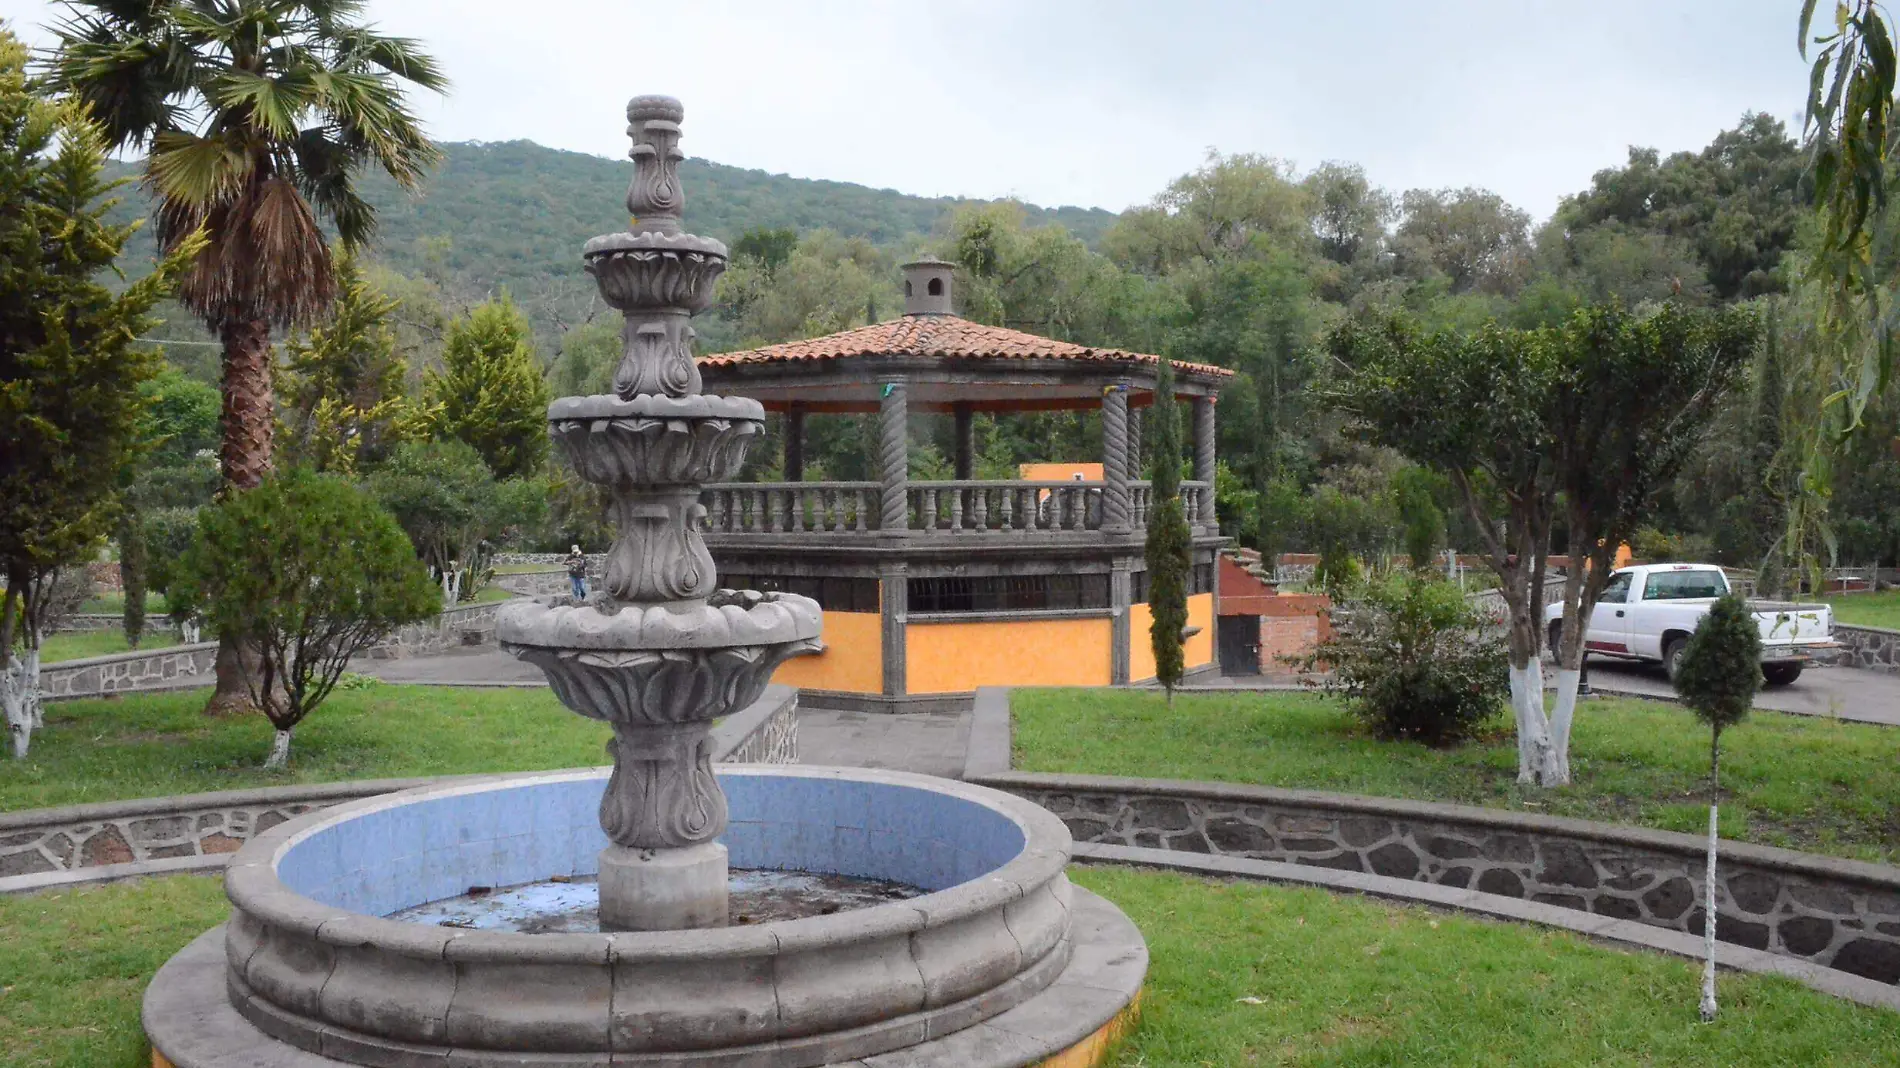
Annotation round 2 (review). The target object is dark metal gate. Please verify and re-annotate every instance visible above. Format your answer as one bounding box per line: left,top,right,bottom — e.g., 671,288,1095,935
1217,615,1261,675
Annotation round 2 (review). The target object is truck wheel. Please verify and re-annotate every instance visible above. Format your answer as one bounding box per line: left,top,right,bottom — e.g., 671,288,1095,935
1762,662,1804,687
1663,637,1687,683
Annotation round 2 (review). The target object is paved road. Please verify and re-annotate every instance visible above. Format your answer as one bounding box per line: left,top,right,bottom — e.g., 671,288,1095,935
1578,658,1900,726
354,648,973,774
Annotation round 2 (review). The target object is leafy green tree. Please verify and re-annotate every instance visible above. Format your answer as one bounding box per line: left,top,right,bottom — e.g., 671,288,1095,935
367,440,546,602
0,30,192,756
1330,315,1563,783
172,470,437,767
282,251,417,475
1392,187,1532,296
1671,592,1762,1023
48,0,445,717
1310,571,1508,746
119,507,148,649
424,296,550,480
1145,360,1192,701
1552,113,1802,302
714,229,896,346
1544,303,1758,766
731,226,798,271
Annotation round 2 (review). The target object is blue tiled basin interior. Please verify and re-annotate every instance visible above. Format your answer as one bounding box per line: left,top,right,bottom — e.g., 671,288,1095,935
274,771,1029,918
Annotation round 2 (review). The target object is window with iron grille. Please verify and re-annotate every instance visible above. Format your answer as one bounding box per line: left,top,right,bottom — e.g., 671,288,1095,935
1132,563,1215,603
908,573,1110,614
719,574,879,613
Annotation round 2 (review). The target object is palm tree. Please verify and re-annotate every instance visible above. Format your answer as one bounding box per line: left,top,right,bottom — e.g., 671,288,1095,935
47,0,446,715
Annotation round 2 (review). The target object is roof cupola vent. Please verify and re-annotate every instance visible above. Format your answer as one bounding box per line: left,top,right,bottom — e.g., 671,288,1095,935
901,257,955,316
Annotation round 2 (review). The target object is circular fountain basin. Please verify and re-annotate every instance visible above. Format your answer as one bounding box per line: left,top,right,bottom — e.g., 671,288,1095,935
206,766,1078,1067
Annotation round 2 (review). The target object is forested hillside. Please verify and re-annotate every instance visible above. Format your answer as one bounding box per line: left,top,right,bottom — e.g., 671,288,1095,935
112,140,1116,351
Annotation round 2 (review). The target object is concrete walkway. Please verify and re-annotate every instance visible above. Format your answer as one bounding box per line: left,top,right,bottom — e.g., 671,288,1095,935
354,648,974,774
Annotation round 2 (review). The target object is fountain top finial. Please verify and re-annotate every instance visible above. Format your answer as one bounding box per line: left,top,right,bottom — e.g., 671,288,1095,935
623,94,686,234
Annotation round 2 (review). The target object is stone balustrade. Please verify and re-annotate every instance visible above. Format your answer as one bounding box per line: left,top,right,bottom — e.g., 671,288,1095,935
698,478,1212,537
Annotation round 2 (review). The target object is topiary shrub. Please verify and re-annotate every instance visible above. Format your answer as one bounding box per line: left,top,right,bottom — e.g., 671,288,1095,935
1672,591,1761,1022
171,469,438,768
1310,571,1508,746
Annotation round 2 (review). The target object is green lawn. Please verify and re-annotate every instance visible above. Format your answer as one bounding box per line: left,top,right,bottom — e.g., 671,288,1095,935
1078,867,1900,1067
78,593,169,615
1,685,607,812
38,629,182,664
1013,689,1900,864
1,870,1894,1068
471,584,522,603
1828,589,1900,630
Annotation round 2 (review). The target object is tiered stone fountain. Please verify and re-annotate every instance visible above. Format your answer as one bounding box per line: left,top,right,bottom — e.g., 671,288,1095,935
141,96,1146,1068
493,94,822,932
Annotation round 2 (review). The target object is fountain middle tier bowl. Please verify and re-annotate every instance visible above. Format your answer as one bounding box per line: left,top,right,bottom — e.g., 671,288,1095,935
549,393,764,487
214,766,1076,1067
496,591,821,725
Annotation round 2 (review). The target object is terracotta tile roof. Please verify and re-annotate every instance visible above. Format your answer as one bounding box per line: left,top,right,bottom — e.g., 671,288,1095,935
697,315,1234,378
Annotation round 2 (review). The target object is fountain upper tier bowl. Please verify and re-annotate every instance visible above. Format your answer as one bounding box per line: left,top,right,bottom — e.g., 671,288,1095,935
189,767,1081,1067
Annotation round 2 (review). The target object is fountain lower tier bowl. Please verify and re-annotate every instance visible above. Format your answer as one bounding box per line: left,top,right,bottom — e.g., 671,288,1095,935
144,767,1150,1068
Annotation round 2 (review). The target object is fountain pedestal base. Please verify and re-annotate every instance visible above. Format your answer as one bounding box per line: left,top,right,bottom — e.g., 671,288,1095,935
599,841,729,930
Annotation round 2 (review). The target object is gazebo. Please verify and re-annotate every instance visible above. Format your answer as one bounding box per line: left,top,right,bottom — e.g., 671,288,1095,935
697,258,1233,711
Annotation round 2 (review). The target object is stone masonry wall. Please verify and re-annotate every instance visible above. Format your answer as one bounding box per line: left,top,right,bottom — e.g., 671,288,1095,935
1,695,800,881
1835,624,1899,675
39,642,219,700
993,777,1900,986
357,599,511,660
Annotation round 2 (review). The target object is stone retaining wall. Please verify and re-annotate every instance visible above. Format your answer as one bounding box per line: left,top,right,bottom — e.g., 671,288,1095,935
355,598,513,659
53,613,180,634
1835,624,1899,675
40,641,219,700
975,772,1900,986
0,688,800,885
40,600,525,700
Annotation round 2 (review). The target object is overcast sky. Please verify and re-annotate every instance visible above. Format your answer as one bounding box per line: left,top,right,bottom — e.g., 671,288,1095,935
0,1,1814,221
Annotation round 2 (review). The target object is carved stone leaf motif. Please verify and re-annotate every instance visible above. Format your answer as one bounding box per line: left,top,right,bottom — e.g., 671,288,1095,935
551,416,760,486
605,490,716,602
599,722,724,848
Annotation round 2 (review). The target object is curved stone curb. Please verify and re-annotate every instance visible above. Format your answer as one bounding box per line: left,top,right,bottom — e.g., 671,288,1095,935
1073,843,1900,1014
144,888,1144,1068
0,689,799,894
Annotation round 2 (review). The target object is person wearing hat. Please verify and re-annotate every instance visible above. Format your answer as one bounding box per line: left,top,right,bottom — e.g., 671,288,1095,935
566,545,588,601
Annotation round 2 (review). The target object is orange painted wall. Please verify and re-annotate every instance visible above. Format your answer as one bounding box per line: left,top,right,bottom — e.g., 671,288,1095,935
1018,462,1103,482
1129,594,1215,683
907,617,1112,693
771,610,882,693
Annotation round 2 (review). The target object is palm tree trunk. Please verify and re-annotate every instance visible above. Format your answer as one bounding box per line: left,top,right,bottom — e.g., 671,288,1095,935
204,317,274,718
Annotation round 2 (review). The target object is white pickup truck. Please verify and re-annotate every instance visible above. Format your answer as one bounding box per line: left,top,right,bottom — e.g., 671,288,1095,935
1543,563,1835,687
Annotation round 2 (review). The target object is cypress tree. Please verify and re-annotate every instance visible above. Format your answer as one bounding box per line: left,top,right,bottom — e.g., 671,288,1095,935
1145,359,1191,702
119,507,147,650
1672,592,1762,1023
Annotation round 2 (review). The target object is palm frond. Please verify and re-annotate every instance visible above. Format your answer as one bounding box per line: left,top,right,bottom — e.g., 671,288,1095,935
146,129,248,205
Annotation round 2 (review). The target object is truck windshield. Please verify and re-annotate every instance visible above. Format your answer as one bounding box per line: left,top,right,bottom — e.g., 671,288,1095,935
1641,569,1728,600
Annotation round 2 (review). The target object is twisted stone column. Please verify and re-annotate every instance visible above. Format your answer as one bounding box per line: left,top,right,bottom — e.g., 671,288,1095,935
1193,396,1217,531
879,379,909,533
1101,383,1131,534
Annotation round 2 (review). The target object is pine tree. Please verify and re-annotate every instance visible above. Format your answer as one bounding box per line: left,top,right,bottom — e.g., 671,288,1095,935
1672,592,1762,1022
281,252,415,475
1145,358,1191,702
424,296,552,480
0,29,194,755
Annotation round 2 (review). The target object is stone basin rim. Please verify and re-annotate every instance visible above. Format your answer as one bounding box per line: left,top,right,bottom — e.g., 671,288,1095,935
495,593,822,651
223,765,1074,965
548,392,764,422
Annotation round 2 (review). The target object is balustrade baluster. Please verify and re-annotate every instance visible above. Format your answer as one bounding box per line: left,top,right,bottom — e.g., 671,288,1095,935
973,486,989,531
1069,486,1087,530
999,488,1014,530
950,487,964,533
855,489,868,531
765,491,780,533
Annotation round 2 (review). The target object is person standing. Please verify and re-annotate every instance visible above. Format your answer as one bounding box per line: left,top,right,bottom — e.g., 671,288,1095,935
566,545,588,601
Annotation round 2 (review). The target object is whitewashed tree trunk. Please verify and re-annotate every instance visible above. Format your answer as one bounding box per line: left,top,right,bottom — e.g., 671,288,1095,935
1700,802,1719,1021
2,649,37,756
180,618,201,644
1545,667,1580,785
1508,660,1560,784
265,728,293,769
25,652,41,729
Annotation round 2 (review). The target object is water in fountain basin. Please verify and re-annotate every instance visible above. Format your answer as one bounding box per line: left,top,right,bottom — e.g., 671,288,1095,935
386,870,924,934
